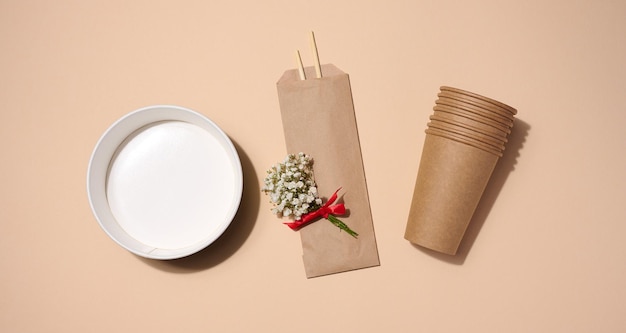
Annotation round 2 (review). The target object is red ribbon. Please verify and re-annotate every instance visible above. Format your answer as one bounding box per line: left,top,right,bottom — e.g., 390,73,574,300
284,188,345,231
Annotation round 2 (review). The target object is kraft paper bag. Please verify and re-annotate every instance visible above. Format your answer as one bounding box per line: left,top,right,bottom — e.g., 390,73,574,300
276,64,380,278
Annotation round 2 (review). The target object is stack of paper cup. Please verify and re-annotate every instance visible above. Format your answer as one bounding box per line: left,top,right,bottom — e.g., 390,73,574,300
405,86,517,255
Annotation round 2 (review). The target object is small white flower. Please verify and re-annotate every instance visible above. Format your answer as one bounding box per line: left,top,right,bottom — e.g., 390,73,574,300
261,152,323,219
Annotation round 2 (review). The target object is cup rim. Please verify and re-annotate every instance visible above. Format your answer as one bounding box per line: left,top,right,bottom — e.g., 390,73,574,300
425,128,503,157
436,95,514,125
439,86,517,115
429,115,508,145
427,121,506,150
433,104,512,134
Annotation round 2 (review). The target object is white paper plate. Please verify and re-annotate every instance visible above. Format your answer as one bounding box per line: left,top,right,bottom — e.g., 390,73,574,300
87,105,243,259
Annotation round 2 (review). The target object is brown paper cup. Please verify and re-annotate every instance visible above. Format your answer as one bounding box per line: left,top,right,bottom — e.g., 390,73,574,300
405,86,517,255
405,134,500,254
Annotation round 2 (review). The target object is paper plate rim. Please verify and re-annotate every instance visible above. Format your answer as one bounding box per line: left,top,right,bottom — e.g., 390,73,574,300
86,105,243,260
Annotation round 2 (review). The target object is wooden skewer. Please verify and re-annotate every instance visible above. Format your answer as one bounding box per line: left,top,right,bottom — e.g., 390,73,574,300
295,50,306,80
310,31,322,78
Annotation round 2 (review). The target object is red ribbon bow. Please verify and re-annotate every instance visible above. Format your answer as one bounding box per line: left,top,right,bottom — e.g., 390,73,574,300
284,188,345,230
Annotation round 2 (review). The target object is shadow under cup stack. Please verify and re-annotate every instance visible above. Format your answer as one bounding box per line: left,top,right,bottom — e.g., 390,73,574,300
405,86,517,255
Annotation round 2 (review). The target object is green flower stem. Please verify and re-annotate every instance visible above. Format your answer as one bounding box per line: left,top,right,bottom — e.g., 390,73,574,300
326,214,358,238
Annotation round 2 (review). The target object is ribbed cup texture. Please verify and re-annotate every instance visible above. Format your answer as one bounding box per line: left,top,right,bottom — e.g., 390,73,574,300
405,86,517,255
427,86,517,157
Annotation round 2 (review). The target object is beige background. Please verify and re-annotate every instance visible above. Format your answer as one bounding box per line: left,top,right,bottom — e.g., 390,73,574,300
2,1,625,332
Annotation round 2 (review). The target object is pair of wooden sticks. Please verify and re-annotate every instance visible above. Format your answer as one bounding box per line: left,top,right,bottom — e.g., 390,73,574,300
295,31,322,80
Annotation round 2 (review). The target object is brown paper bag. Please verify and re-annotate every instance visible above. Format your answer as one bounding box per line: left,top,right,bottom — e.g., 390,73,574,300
276,64,380,278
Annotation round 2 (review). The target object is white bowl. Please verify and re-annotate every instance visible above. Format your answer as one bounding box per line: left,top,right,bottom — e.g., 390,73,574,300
87,105,243,259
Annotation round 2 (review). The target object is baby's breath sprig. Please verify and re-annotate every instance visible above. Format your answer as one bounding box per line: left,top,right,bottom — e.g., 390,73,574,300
262,152,322,220
262,152,358,237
